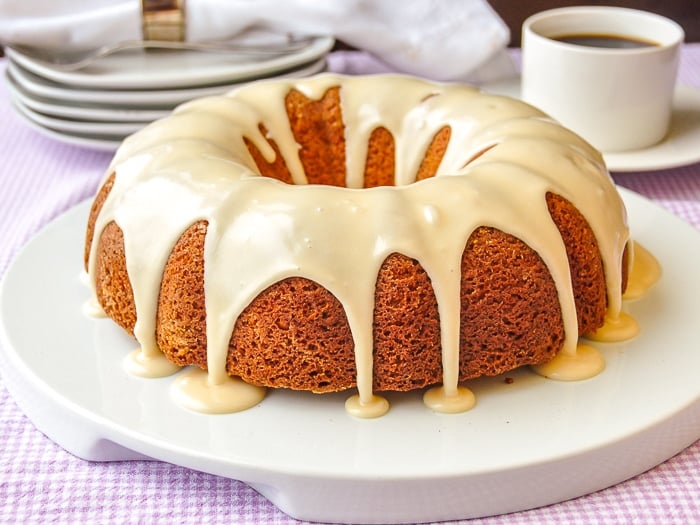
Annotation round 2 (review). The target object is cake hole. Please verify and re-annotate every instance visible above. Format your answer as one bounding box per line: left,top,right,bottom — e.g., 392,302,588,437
286,87,347,187
246,88,454,188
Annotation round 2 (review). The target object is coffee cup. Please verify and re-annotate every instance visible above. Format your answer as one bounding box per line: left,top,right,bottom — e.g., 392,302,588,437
521,6,684,152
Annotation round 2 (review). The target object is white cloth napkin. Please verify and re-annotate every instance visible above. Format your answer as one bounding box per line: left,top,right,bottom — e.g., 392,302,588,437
0,0,514,82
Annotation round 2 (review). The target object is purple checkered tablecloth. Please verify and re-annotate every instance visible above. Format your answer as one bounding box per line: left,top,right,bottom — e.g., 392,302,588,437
1,45,699,524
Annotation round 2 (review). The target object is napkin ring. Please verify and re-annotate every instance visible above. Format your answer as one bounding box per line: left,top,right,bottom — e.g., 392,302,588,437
141,0,186,42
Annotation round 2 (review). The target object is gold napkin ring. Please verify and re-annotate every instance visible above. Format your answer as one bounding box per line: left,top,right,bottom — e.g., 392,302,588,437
141,0,186,42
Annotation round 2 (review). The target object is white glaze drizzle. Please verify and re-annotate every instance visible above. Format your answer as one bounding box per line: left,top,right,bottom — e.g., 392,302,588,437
86,74,631,416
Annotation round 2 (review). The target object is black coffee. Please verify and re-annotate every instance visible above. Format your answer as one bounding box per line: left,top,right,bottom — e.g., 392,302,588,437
553,33,658,49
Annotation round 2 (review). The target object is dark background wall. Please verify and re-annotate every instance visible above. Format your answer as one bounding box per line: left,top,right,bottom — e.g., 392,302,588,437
489,0,699,46
1,1,697,58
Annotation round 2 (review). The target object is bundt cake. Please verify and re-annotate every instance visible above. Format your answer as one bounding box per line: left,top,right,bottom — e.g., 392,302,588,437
83,73,643,418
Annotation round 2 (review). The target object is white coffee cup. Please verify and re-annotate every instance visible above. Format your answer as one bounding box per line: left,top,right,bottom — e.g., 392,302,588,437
521,6,684,152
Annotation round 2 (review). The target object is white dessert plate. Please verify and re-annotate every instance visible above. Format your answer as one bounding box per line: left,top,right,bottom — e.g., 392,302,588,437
6,59,327,152
5,70,169,122
8,97,123,151
6,58,327,108
482,77,700,173
10,95,145,136
1,189,699,524
5,37,334,89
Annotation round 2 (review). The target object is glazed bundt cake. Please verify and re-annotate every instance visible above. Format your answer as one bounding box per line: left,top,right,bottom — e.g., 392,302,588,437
84,73,639,418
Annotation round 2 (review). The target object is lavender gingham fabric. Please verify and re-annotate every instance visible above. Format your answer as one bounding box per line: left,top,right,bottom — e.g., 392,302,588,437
1,45,700,525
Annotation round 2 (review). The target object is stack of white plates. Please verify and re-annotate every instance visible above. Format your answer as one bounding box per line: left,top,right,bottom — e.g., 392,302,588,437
4,37,334,151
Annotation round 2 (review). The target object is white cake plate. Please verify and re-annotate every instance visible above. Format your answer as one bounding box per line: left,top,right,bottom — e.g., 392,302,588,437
1,188,699,524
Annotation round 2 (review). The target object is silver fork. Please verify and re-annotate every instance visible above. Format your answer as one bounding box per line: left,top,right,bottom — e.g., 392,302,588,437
7,37,317,71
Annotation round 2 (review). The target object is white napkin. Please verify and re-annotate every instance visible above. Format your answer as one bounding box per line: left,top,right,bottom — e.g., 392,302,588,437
0,0,514,82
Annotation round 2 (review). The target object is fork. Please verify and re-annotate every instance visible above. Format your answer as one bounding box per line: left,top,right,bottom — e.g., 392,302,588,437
7,37,317,72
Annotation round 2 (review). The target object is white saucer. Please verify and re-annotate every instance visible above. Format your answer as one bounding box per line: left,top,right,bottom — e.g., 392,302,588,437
481,76,700,172
1,190,699,523
6,37,334,89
